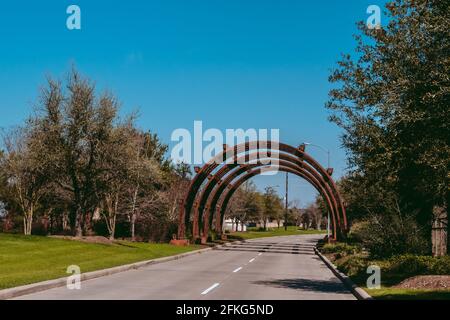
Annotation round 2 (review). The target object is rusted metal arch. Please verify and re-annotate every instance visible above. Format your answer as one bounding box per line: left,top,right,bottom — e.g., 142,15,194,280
199,156,340,240
212,165,337,239
179,142,304,236
178,141,347,239
208,164,338,241
193,151,341,240
216,167,338,240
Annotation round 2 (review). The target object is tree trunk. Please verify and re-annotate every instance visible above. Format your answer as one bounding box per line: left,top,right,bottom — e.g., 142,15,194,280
131,214,136,242
130,186,139,242
23,209,33,235
109,220,115,241
62,211,70,231
75,207,83,237
104,193,119,241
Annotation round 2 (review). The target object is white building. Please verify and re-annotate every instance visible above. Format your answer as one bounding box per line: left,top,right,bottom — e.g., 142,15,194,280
223,218,247,232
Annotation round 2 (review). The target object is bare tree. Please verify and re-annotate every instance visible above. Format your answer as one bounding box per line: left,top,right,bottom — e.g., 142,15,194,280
1,126,49,235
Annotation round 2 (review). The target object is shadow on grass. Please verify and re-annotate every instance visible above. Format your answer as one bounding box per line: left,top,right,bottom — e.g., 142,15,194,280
253,278,350,294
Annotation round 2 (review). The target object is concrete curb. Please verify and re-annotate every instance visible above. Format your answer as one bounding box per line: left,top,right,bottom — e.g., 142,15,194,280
0,244,227,300
314,247,373,300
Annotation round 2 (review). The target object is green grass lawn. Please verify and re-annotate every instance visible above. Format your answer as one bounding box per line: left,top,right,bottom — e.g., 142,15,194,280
228,226,326,240
0,233,202,290
367,288,450,300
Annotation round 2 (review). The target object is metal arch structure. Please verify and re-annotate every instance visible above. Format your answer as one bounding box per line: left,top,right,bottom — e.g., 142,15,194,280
176,141,347,243
201,158,339,240
210,164,338,240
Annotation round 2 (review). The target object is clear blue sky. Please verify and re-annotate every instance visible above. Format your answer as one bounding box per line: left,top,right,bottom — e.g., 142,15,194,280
0,0,386,207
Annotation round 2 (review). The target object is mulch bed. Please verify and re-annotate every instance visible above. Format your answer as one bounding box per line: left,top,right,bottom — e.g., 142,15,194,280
49,235,115,245
394,276,450,290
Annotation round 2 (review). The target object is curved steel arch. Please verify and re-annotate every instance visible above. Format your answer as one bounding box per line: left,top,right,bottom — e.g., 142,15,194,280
193,152,340,239
202,160,339,240
215,166,338,240
177,141,347,242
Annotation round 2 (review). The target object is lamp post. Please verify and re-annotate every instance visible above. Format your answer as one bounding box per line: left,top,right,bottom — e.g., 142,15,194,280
302,142,331,241
285,172,288,231
303,142,330,169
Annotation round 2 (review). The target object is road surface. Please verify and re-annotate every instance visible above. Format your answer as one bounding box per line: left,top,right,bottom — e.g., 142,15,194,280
16,234,355,300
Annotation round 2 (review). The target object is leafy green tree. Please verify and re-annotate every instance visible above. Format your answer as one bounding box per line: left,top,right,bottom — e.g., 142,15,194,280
36,69,131,236
262,186,283,230
226,181,262,231
327,0,449,248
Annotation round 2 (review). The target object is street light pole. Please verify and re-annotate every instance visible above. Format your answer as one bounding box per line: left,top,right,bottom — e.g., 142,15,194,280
303,142,330,169
285,172,288,231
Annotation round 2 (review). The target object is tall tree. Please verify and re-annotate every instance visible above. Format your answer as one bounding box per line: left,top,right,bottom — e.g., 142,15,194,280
37,69,127,236
262,186,282,230
125,130,165,241
326,0,449,241
1,126,50,235
226,181,262,231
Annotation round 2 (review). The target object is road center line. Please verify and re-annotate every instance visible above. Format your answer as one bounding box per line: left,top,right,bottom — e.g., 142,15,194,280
201,283,220,295
249,258,255,263
233,267,243,273
258,253,263,256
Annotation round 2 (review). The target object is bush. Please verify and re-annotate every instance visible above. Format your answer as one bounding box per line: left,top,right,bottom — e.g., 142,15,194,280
321,243,361,256
347,221,369,243
135,216,178,243
387,255,433,275
430,256,450,275
387,255,450,276
349,211,429,258
337,255,368,277
208,230,219,242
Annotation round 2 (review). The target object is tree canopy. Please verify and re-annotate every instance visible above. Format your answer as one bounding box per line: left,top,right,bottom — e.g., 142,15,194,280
327,0,449,254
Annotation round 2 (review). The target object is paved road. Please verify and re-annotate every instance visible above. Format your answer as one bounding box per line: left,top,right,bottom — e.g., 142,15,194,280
16,234,355,300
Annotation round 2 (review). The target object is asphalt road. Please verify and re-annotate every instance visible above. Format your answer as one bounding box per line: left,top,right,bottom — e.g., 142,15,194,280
16,234,355,300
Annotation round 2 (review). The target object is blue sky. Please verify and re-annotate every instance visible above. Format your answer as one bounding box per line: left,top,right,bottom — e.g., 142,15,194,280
0,0,386,207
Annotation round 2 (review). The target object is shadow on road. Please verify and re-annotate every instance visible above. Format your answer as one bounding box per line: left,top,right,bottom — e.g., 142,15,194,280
253,278,349,294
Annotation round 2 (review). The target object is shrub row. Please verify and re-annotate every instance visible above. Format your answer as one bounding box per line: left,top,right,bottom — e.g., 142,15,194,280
332,253,450,281
388,254,450,275
321,242,361,256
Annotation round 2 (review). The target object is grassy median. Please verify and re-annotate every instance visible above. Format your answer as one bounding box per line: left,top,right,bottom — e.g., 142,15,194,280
0,233,202,290
228,226,326,240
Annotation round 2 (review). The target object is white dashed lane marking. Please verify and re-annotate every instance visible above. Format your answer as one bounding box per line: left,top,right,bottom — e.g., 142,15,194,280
233,267,243,273
201,283,220,295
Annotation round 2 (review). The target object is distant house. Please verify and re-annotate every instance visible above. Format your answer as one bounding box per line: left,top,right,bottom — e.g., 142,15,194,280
223,218,285,232
223,218,247,232
0,201,7,219
255,219,284,229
